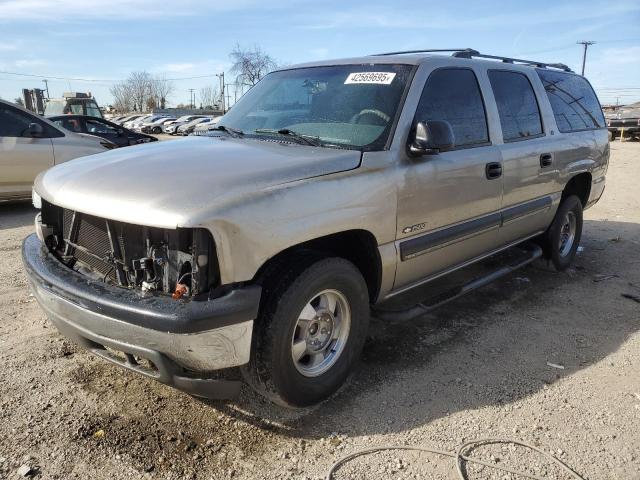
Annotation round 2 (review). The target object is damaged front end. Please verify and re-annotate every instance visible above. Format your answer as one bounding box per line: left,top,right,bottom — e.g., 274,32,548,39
37,199,220,299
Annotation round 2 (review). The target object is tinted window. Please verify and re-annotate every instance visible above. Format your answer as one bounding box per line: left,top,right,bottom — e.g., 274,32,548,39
0,106,41,137
86,119,117,134
414,68,488,147
536,69,605,132
53,118,82,132
488,70,543,141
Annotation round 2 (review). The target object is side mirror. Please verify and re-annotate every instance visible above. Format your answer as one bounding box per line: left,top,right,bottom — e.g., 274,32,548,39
408,120,455,156
28,122,45,138
117,129,125,136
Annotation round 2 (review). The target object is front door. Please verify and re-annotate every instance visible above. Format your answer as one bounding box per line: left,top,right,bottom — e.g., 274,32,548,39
0,104,54,199
394,67,503,292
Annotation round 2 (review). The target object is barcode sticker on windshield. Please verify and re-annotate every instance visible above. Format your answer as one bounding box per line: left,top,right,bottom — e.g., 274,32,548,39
344,72,396,85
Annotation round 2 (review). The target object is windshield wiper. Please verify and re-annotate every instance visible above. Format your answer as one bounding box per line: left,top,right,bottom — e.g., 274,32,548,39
209,125,244,138
254,128,321,147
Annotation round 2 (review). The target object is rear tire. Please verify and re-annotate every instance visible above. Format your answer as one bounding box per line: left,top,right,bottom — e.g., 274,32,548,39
540,195,583,271
242,256,369,407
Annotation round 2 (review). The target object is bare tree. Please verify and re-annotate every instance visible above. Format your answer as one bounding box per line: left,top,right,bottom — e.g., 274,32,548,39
109,82,133,113
152,75,174,110
126,71,154,112
199,85,219,109
230,44,277,87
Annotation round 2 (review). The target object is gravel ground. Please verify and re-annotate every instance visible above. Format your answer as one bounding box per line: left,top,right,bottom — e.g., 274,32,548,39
1,142,639,480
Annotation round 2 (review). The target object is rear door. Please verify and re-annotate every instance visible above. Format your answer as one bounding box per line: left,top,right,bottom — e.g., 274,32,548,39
0,104,55,199
394,67,503,290
487,69,558,245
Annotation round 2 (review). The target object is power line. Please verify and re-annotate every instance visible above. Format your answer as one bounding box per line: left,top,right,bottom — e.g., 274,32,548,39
0,69,219,83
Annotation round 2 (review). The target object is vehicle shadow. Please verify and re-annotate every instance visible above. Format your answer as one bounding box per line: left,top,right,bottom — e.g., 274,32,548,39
208,219,640,439
0,202,36,231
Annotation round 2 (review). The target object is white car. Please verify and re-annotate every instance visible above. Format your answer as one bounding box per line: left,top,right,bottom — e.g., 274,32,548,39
140,117,176,134
123,115,153,130
0,100,113,201
192,116,222,134
130,115,169,132
177,117,213,135
163,115,208,134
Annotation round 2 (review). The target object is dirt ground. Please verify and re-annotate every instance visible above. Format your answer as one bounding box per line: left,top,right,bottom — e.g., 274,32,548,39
1,142,639,480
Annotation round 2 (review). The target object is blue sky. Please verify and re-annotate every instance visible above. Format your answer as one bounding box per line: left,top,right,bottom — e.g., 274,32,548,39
1,0,639,107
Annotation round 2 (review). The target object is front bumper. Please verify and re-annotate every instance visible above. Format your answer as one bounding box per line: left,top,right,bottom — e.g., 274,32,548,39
22,233,261,399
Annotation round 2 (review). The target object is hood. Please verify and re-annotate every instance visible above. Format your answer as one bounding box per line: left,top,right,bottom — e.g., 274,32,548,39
35,136,361,228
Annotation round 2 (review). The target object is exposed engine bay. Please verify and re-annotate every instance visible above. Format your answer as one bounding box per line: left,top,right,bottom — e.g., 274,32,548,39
38,200,219,299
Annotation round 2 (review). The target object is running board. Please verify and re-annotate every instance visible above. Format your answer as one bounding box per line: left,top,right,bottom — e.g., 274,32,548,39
372,243,543,323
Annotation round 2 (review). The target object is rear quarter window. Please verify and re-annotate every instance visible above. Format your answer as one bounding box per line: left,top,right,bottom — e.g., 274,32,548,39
536,69,605,133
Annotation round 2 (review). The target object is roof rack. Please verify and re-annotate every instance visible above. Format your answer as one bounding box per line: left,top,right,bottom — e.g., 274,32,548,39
373,48,471,56
372,48,573,72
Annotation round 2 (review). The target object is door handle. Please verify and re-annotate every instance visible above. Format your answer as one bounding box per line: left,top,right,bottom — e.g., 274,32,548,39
485,162,502,180
540,153,553,168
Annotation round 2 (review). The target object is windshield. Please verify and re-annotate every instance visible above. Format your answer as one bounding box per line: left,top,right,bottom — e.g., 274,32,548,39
220,64,413,150
44,100,65,116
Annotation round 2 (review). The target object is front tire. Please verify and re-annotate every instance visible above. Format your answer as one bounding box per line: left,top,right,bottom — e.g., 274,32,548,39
242,256,370,407
541,195,583,271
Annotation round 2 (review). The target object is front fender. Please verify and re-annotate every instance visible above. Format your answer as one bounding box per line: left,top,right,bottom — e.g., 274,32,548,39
197,168,398,285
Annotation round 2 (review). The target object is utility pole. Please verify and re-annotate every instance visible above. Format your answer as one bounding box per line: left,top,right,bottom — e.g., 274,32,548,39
188,88,195,109
225,83,232,110
577,41,595,76
42,79,50,98
216,72,225,113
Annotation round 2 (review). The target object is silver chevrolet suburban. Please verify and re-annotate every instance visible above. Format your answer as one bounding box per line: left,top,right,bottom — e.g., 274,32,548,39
23,49,608,407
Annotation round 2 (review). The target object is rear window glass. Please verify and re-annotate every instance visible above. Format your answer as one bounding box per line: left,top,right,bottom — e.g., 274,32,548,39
536,69,605,133
414,68,489,147
488,70,543,141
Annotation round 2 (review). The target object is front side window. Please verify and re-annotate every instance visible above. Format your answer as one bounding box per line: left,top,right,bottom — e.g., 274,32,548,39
0,106,56,137
86,119,117,134
53,118,82,132
414,68,489,147
220,64,414,150
0,106,33,136
488,70,543,141
536,69,605,133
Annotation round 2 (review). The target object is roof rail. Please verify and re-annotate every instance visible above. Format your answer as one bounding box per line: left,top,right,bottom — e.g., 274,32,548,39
372,48,472,56
371,48,573,72
452,48,573,72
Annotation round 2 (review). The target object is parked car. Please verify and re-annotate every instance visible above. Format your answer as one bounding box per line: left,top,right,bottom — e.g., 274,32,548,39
140,117,177,134
115,114,144,126
48,115,158,147
131,115,169,132
0,100,113,202
24,49,608,407
191,116,222,134
123,115,152,129
177,117,212,135
163,115,208,134
606,113,640,141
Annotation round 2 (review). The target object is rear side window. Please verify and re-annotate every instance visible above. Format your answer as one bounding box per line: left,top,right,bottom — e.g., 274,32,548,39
414,68,489,147
536,69,605,132
488,70,543,141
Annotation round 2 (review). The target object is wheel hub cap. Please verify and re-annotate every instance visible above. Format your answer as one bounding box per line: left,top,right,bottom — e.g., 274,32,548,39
558,211,577,257
291,289,351,377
